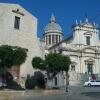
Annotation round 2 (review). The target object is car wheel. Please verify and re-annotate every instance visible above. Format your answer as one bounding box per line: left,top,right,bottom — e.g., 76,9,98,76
88,83,91,87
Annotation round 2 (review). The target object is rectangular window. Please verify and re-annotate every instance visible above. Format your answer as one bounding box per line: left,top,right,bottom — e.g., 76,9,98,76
14,16,20,29
86,36,90,45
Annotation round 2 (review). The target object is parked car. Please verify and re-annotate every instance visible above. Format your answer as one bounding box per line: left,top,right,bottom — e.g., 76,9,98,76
84,80,100,86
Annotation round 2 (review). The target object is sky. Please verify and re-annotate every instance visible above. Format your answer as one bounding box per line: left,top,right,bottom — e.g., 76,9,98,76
0,0,100,38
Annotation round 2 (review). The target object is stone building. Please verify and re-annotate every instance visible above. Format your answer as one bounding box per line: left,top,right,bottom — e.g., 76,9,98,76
44,17,100,86
0,3,44,83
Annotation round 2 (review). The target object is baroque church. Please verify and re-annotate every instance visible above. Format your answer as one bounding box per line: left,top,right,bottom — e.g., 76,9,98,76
43,15,100,86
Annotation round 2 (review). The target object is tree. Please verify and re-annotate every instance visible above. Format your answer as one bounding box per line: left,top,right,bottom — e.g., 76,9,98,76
32,57,46,70
32,53,71,90
45,53,71,79
60,54,71,92
45,53,71,92
0,45,27,69
33,71,46,89
25,75,35,89
0,45,27,87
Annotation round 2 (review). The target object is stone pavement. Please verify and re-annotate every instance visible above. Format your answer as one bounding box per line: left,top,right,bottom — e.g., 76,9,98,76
0,88,65,100
25,88,65,97
1,86,100,100
67,86,100,100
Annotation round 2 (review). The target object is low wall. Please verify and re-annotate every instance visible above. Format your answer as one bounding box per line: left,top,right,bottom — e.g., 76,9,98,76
0,90,25,100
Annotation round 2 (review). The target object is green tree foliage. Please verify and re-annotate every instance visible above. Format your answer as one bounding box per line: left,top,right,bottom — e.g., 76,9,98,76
45,53,71,79
25,71,46,89
45,53,71,72
34,71,46,89
13,47,27,65
0,45,13,68
32,53,71,80
32,57,46,70
0,45,27,69
25,75,35,89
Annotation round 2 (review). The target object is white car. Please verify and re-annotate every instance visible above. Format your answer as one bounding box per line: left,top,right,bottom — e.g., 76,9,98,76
84,80,100,86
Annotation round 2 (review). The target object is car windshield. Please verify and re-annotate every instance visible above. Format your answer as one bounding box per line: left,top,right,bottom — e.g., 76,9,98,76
90,81,94,82
96,81,100,82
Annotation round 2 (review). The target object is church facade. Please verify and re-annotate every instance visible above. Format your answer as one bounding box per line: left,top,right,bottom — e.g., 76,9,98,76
44,15,100,86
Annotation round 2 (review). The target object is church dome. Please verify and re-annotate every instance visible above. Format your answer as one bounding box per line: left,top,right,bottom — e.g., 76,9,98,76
44,15,62,33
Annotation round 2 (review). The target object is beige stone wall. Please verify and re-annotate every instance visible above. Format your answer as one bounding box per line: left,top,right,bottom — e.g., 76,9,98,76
0,3,44,78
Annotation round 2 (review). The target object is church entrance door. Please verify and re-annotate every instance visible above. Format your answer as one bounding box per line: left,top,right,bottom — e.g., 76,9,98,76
87,63,93,74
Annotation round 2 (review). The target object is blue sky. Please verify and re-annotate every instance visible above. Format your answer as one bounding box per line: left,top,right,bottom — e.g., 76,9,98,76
0,0,100,38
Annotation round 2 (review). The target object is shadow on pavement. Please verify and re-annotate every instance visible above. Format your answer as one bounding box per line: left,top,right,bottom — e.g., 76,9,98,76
81,92,100,98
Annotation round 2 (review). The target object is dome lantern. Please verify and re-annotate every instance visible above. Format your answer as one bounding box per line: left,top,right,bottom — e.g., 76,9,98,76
50,14,56,23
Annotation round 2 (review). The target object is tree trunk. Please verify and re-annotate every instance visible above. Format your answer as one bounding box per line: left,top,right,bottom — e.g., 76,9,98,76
8,65,20,83
66,71,69,92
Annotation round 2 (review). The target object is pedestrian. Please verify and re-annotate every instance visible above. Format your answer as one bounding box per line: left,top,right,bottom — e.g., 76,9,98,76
92,74,96,81
89,76,92,81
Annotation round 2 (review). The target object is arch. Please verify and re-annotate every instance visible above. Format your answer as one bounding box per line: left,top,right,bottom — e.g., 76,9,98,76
84,58,95,64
